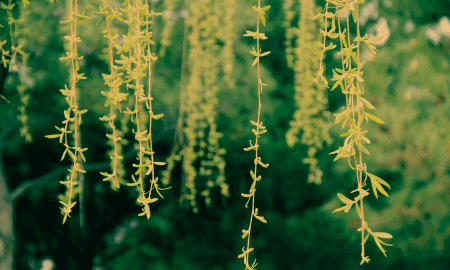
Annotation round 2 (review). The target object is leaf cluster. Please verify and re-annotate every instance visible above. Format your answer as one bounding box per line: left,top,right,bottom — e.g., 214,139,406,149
314,0,393,263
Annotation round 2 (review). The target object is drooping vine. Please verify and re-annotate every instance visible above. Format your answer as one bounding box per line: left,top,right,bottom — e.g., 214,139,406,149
238,2,270,269
114,0,167,219
283,0,333,185
45,0,89,224
282,0,296,69
0,0,33,142
161,0,233,212
96,0,129,192
159,0,179,57
315,0,393,264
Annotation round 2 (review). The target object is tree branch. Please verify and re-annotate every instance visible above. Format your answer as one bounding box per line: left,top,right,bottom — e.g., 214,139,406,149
7,81,242,202
10,147,138,201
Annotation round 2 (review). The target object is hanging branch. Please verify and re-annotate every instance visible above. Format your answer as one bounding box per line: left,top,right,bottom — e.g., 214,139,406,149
283,0,333,185
45,0,89,225
0,0,33,142
110,0,167,219
238,1,270,269
162,0,232,212
314,0,393,264
96,0,128,192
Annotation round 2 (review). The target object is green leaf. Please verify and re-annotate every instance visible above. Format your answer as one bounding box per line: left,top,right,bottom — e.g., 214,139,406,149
348,157,355,170
152,113,164,120
367,35,386,44
243,31,256,37
332,204,351,213
372,232,393,239
337,193,354,204
258,33,268,40
367,172,391,189
260,13,266,26
328,32,339,39
357,81,365,94
351,9,357,24
369,176,379,199
261,5,270,11
360,256,370,265
252,57,259,67
365,112,385,124
330,79,343,91
373,237,387,256
355,202,362,219
368,173,389,199
134,167,142,175
315,50,326,55
360,97,375,109
255,215,267,223
45,134,61,139
249,180,256,193
363,233,370,245
356,142,370,155
257,159,269,168
237,247,254,259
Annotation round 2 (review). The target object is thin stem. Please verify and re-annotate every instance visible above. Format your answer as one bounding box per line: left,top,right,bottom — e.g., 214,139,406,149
336,5,348,108
316,3,329,82
145,0,156,206
7,0,16,71
355,2,366,259
105,0,120,188
133,0,147,216
245,1,262,267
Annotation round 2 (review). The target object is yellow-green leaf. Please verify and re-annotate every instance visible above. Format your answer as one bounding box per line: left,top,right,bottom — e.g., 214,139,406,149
372,232,393,239
260,13,266,26
368,173,391,189
255,215,267,223
365,112,385,124
355,202,362,219
337,193,354,204
252,57,259,67
45,134,61,139
360,97,376,110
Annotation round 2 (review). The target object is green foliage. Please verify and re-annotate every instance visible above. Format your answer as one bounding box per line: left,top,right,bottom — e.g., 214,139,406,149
0,0,33,142
161,0,233,212
96,0,129,192
45,0,89,224
315,0,393,264
3,0,450,269
283,0,333,185
159,0,179,57
239,1,270,269
106,0,167,219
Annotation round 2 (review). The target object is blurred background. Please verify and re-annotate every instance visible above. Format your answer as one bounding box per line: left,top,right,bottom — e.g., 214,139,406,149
1,0,450,269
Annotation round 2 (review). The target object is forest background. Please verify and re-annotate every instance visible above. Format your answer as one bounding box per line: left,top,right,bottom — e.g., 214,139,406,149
1,0,450,269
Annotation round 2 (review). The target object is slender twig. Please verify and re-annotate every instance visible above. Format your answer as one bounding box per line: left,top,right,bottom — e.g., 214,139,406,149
9,147,138,202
